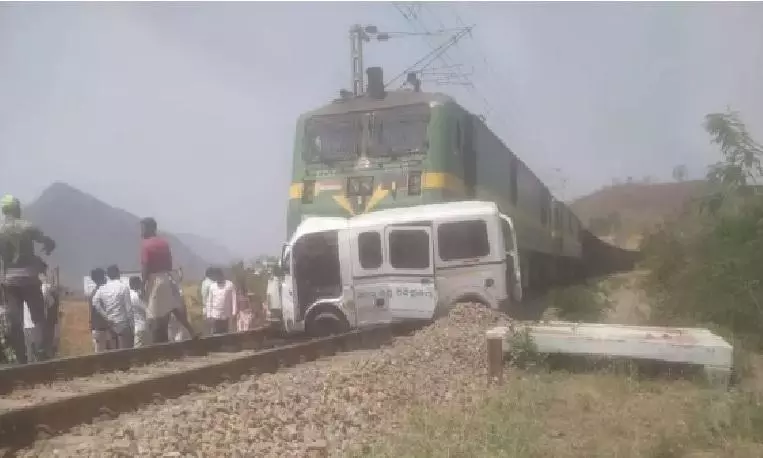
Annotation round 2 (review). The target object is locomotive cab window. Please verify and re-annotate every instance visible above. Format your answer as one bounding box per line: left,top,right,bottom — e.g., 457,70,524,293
358,231,382,269
438,220,490,261
388,229,430,269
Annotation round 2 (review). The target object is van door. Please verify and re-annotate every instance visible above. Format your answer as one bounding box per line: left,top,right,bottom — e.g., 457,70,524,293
384,224,438,320
349,228,392,327
499,214,523,303
278,245,299,332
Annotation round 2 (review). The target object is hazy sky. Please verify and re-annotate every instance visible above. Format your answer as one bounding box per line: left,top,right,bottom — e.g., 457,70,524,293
2,2,763,257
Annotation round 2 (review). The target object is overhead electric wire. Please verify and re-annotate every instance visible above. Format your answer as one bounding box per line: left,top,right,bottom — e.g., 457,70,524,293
391,2,563,195
384,22,473,88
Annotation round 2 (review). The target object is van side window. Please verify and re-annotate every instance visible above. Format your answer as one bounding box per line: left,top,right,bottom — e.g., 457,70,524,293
358,231,382,269
388,229,430,269
438,220,490,261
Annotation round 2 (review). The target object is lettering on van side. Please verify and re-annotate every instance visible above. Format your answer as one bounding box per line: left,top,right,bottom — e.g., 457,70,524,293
395,287,433,298
356,289,393,300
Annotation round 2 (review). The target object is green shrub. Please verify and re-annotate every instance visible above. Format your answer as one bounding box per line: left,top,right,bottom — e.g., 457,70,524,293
639,109,763,352
544,281,613,323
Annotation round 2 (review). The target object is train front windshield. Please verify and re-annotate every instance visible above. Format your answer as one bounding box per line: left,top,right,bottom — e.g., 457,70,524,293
367,105,430,157
303,104,430,163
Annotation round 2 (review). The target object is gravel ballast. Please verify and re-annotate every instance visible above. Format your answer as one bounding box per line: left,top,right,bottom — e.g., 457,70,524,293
21,304,512,457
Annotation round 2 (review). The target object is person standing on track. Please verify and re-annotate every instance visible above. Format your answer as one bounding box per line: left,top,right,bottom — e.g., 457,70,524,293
91,265,133,350
140,217,196,343
0,195,56,363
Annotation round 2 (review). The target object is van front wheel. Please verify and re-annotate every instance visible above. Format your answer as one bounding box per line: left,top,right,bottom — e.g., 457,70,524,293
305,310,350,338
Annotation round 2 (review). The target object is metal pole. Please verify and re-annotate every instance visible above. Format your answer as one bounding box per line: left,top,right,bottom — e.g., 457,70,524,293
486,329,505,385
350,25,365,96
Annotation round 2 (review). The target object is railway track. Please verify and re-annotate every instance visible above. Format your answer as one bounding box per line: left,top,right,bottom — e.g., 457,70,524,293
0,323,411,452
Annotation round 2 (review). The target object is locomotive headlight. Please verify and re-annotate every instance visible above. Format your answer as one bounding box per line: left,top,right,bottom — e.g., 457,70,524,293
302,180,315,203
346,176,374,197
407,171,422,196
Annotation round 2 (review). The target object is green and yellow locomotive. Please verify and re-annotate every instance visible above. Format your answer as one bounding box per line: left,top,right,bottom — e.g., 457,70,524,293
285,67,633,292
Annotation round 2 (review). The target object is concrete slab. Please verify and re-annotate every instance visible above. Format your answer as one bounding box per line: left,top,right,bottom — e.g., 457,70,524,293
489,322,733,388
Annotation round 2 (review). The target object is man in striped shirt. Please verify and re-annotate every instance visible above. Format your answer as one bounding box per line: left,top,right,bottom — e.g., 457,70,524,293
91,265,133,349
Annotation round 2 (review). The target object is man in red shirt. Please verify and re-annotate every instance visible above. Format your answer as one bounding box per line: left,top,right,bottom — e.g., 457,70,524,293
140,217,196,344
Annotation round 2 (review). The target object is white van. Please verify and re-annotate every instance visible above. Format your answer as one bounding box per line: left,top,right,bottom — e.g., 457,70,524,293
266,201,522,336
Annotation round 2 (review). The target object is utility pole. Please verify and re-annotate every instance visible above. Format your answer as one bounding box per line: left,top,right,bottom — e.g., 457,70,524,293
350,24,389,96
350,25,365,96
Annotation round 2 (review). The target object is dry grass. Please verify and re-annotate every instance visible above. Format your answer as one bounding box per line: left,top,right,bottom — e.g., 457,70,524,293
365,368,763,458
366,271,763,457
58,300,92,357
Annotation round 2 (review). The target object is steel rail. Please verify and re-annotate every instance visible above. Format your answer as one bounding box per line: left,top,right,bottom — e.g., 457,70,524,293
0,326,286,394
0,324,401,451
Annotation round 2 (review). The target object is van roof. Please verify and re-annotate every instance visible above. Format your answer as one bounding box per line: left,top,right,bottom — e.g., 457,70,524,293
290,216,349,244
291,201,500,243
350,200,499,228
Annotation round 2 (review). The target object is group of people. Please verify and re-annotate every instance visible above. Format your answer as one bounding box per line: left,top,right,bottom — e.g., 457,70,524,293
0,193,267,364
86,265,187,352
199,266,265,335
86,216,199,352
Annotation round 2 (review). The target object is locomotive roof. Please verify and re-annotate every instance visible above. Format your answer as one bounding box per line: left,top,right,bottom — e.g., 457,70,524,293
304,91,455,117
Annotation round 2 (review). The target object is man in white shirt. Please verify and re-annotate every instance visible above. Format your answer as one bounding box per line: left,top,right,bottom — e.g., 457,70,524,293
205,268,236,335
91,265,133,349
128,276,148,347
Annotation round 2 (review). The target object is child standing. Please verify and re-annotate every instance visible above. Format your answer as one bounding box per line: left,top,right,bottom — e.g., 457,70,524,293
234,283,254,332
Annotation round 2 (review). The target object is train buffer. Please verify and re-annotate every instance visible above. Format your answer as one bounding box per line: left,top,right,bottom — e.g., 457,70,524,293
486,322,733,389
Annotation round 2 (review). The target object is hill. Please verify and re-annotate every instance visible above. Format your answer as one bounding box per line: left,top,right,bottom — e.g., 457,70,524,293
175,233,237,266
24,182,210,291
570,180,707,248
